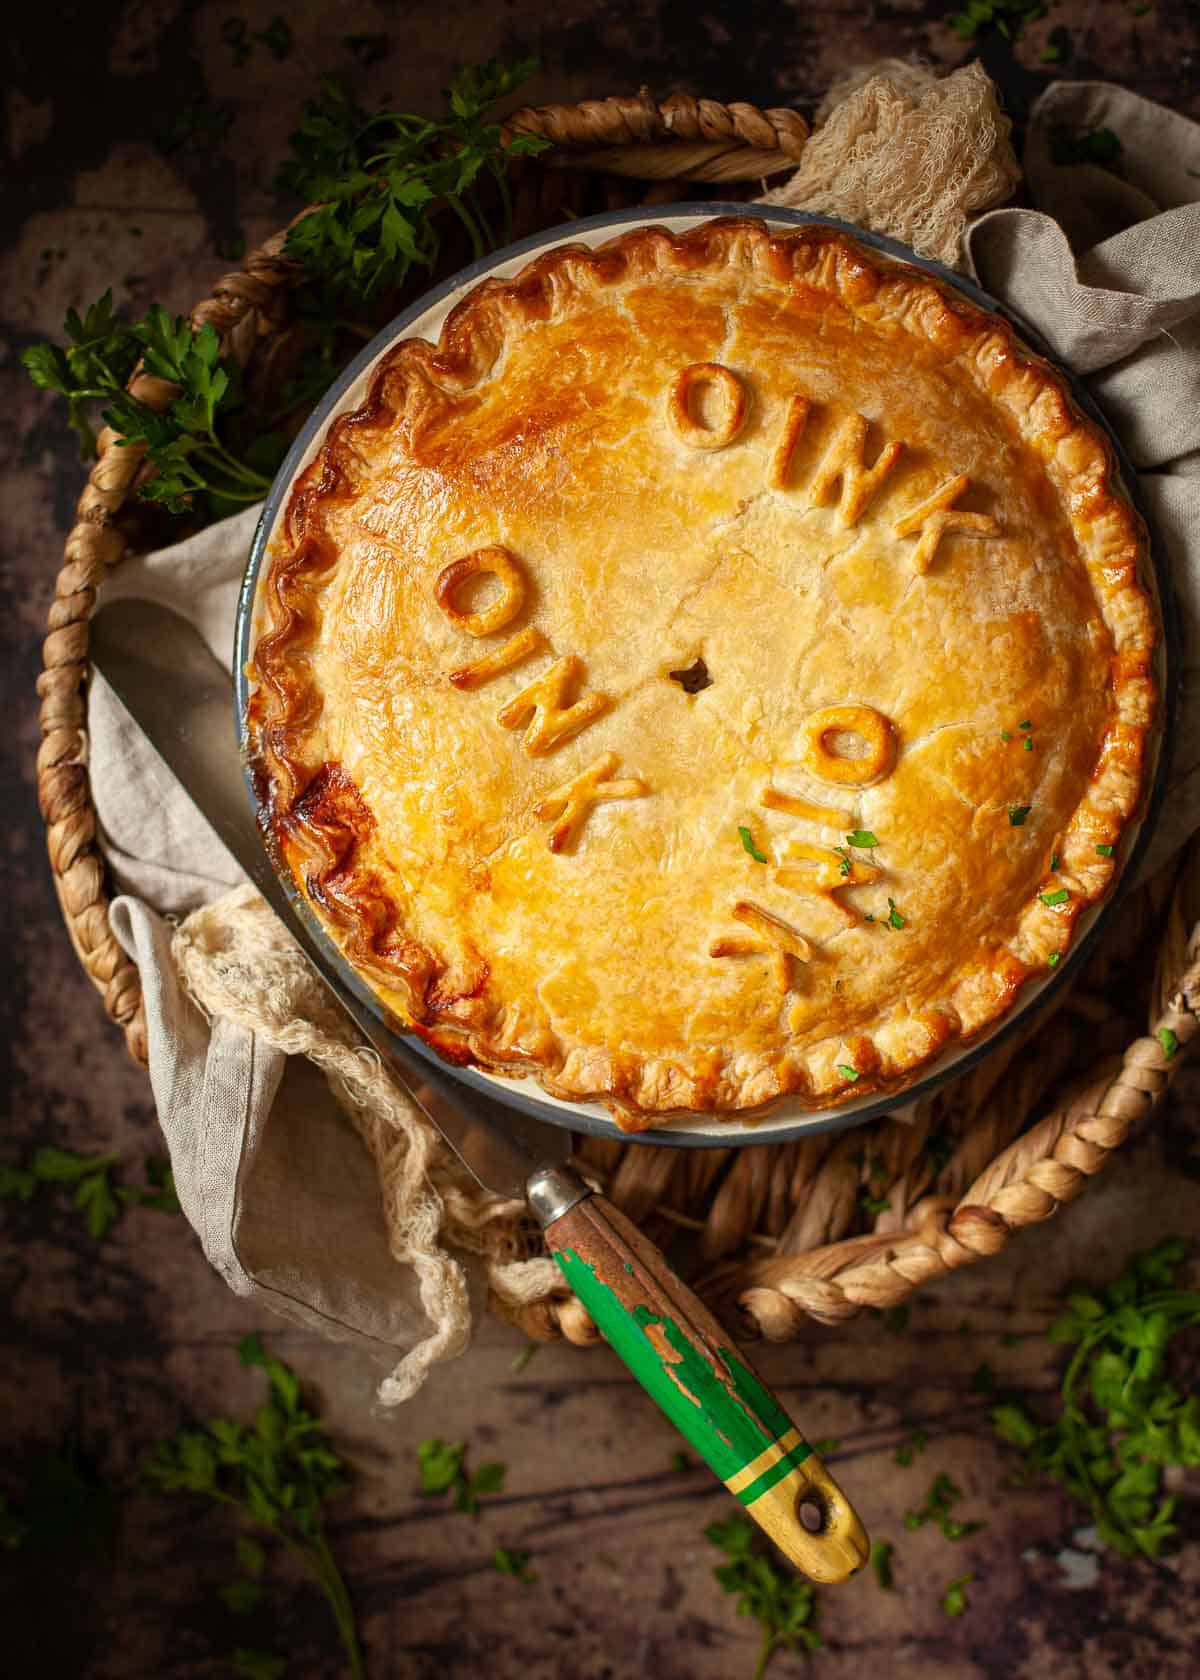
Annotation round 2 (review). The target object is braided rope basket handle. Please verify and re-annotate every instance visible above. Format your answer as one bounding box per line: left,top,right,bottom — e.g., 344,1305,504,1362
504,90,809,180
727,953,1199,1336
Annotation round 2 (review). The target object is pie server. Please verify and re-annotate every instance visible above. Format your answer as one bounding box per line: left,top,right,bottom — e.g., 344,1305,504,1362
91,595,869,1584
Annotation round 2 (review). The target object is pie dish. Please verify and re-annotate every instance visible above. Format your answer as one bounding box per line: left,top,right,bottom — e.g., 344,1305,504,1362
246,215,1157,1131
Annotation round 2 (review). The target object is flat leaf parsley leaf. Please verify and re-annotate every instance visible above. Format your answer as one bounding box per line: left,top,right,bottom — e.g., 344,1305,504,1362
990,1237,1200,1558
0,1146,177,1240
707,1514,821,1679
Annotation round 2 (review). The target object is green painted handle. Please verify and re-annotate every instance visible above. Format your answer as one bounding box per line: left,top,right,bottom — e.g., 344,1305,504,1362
542,1187,868,1583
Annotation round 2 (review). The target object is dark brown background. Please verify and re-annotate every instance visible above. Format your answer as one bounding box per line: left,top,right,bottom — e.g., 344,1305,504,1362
4,3,1200,1676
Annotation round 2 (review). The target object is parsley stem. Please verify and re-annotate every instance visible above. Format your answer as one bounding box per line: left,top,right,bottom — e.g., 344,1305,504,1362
445,193,486,261
291,1526,366,1680
492,159,515,245
753,1631,774,1680
196,434,272,489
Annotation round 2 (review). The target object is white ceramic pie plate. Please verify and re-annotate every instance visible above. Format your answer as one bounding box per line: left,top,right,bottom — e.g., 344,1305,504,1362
236,203,1174,1148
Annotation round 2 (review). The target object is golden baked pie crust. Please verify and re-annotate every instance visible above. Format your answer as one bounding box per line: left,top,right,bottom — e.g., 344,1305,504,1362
248,218,1156,1128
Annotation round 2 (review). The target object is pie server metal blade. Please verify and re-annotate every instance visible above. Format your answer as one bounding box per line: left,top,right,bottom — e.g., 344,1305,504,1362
90,595,869,1583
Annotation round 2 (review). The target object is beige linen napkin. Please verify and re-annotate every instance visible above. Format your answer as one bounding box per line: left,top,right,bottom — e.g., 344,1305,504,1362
92,72,1200,1402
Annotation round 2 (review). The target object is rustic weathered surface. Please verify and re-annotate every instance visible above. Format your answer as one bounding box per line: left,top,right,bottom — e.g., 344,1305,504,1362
3,3,1200,1676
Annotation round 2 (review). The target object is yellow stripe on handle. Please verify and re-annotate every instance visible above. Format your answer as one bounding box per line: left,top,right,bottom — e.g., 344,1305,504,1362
726,1426,805,1498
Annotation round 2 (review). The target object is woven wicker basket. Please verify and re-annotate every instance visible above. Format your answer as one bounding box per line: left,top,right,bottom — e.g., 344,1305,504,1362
36,91,1200,1346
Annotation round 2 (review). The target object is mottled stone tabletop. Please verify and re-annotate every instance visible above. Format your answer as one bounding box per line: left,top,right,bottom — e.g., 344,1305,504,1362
3,3,1200,1677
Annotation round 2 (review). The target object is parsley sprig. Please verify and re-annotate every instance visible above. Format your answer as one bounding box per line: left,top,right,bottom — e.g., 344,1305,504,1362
416,1436,506,1515
21,293,279,512
707,1515,821,1680
951,0,1042,42
0,1145,179,1239
941,1572,974,1616
991,1238,1200,1558
277,60,549,309
903,1471,986,1541
492,1544,538,1583
143,1336,365,1679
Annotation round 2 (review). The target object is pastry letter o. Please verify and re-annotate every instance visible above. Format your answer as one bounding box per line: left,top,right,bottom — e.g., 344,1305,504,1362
668,362,747,450
798,705,897,786
435,545,527,638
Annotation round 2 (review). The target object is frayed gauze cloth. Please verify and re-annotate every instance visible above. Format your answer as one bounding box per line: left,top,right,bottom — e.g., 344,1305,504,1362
92,70,1200,1403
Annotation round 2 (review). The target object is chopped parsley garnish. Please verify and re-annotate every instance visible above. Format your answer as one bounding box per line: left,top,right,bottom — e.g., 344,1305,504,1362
492,1546,537,1583
942,1573,974,1617
1051,852,1061,871
1157,1027,1180,1061
904,1472,985,1541
833,845,853,877
416,1438,505,1515
871,1539,895,1588
1050,123,1123,168
845,830,879,848
860,1191,891,1217
1018,719,1032,730
1008,805,1031,826
1047,952,1060,967
738,825,768,863
1040,888,1070,907
837,1063,860,1082
894,1429,929,1467
1023,736,1034,752
1096,843,1114,857
886,896,906,929
1000,729,1012,742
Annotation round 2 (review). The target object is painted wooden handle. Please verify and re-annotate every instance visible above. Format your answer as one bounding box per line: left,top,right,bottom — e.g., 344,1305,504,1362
543,1190,869,1583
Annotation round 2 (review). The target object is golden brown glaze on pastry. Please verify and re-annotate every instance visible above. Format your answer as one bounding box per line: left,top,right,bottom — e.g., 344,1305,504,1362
248,218,1157,1129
